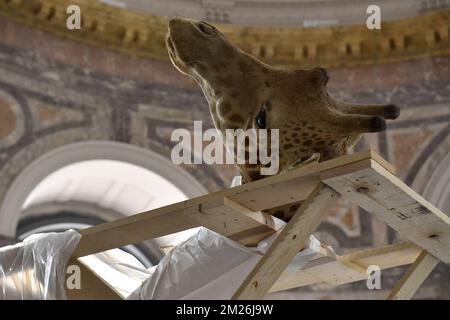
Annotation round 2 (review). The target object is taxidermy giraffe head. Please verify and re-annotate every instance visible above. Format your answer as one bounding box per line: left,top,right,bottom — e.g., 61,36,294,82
166,17,399,182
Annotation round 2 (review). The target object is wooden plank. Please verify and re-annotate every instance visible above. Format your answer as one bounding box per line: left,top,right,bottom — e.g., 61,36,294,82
322,158,450,263
386,250,439,300
71,150,396,258
232,183,339,299
72,171,320,258
73,193,290,257
65,258,123,300
337,256,368,275
270,241,421,292
200,196,285,246
221,197,286,245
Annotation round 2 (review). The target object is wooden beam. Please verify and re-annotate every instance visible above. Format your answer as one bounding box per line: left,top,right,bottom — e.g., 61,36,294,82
270,241,421,292
232,183,339,299
71,150,393,258
200,196,285,246
72,170,320,258
220,197,286,245
65,149,429,299
322,158,450,263
386,250,439,300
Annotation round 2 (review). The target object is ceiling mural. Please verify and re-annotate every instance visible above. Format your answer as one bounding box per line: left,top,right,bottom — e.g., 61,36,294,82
1,0,450,69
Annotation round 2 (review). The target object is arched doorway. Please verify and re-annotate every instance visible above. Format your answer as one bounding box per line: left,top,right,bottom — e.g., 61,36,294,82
0,141,207,265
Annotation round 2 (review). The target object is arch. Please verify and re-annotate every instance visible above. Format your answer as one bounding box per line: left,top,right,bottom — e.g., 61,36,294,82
423,152,450,215
345,43,352,55
259,45,267,58
389,38,397,50
0,140,207,236
302,45,309,58
403,35,413,49
46,6,56,20
90,19,98,32
434,30,442,43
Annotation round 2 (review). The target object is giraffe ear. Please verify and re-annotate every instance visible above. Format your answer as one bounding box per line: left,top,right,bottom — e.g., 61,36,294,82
292,67,329,87
309,67,329,86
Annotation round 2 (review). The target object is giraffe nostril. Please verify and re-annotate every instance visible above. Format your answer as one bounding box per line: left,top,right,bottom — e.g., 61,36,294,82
369,116,386,132
385,104,400,119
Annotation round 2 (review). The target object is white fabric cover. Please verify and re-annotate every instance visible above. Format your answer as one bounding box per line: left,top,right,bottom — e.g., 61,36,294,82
78,248,152,298
127,227,320,300
0,230,80,300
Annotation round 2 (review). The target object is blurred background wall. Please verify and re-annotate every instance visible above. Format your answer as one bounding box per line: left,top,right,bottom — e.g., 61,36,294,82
0,0,449,299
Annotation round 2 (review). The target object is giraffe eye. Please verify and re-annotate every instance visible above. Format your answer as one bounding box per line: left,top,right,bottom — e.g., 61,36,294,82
198,22,214,35
255,109,266,129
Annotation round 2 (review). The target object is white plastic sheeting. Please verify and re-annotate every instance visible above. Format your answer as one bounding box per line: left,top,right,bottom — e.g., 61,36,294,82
0,177,325,300
0,227,321,300
127,227,321,300
125,175,322,299
78,248,152,298
0,230,80,300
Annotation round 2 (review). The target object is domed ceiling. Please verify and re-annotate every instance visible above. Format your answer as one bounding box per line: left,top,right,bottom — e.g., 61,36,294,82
1,0,450,68
100,0,448,27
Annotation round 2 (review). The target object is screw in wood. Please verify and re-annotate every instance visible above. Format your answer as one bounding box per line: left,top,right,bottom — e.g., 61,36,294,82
356,186,369,193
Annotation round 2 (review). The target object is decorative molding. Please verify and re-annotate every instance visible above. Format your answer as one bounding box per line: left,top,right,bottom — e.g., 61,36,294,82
1,0,450,68
0,141,207,236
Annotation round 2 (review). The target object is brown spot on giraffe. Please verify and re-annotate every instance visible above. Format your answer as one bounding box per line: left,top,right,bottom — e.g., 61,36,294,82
216,75,234,87
228,113,245,124
219,101,231,116
230,91,241,98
